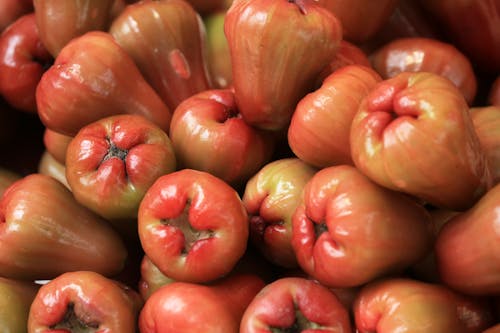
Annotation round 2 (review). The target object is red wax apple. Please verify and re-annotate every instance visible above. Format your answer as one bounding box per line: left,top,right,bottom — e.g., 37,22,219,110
350,71,492,211
36,31,172,136
138,255,175,301
169,88,274,188
288,65,381,168
0,277,39,333
224,0,342,131
420,0,500,73
109,0,212,112
204,10,232,89
240,277,352,333
471,106,500,185
354,278,495,333
42,128,72,165
435,183,500,296
0,173,127,280
292,165,433,288
370,37,478,104
33,0,115,57
138,169,249,283
28,270,143,333
37,150,69,189
65,114,176,220
242,158,317,268
0,13,52,113
0,0,33,32
315,0,399,43
139,273,265,333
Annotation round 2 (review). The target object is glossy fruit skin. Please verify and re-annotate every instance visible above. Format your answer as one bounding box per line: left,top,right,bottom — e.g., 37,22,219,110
109,0,212,111
0,173,127,280
139,273,265,333
36,31,172,137
42,128,72,165
0,0,33,32
435,183,500,296
138,255,175,301
350,71,492,211
37,150,69,189
353,278,495,333
291,165,433,288
315,0,399,43
169,88,275,188
204,10,232,89
420,0,500,73
370,37,478,104
0,277,38,333
0,13,52,113
240,277,352,333
224,0,343,131
33,0,115,57
288,65,381,168
471,106,500,185
242,158,317,268
28,271,143,333
138,169,249,283
65,114,177,220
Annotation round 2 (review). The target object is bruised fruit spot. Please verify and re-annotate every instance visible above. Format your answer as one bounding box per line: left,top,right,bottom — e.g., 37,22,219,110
169,49,191,79
161,201,215,255
314,222,328,239
50,303,99,332
270,304,322,333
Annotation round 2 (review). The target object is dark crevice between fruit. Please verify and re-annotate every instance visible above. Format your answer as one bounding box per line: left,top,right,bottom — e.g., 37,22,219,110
249,215,284,237
270,302,322,332
314,221,328,239
50,302,99,332
161,200,215,255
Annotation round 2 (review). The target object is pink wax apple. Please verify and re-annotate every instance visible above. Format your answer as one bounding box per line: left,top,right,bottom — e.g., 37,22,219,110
471,106,500,185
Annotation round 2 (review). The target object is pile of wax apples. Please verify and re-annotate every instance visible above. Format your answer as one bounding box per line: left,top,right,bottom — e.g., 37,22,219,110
1,0,500,332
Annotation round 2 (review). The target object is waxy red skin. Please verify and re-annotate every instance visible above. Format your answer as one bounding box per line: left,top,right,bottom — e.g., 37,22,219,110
350,71,492,211
169,89,275,188
36,31,172,137
139,273,265,333
288,65,381,168
0,173,127,280
28,271,143,333
370,37,478,104
291,165,433,288
33,0,115,57
242,158,317,268
240,277,352,333
109,0,212,112
420,0,500,73
138,255,175,301
435,183,500,296
471,106,500,185
42,128,72,165
0,13,52,113
224,0,343,131
138,169,249,283
65,114,177,220
353,278,495,333
0,0,33,32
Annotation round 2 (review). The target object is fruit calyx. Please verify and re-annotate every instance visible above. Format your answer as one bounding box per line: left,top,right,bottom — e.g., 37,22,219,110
50,303,99,333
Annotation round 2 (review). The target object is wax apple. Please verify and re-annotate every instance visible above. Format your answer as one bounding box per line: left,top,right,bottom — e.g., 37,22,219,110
0,173,127,280
0,167,20,196
37,150,69,189
315,0,399,43
240,277,352,333
350,71,492,211
109,0,212,112
139,273,265,333
0,13,52,113
420,0,500,73
435,183,500,296
42,128,72,165
484,324,500,333
28,270,143,333
33,0,115,57
370,37,477,104
169,89,274,188
489,76,500,106
0,277,38,333
224,0,342,131
288,65,381,168
138,255,175,301
138,169,249,283
0,0,33,32
36,31,172,136
65,114,176,220
242,158,316,268
204,10,232,89
353,278,495,333
292,165,433,288
471,106,500,185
